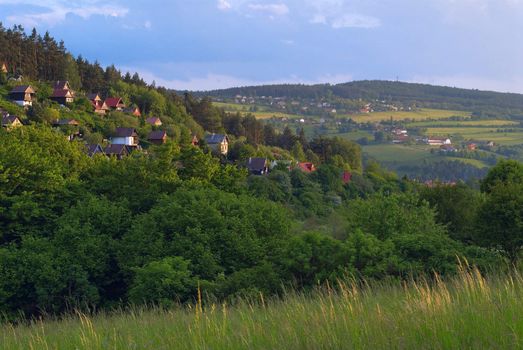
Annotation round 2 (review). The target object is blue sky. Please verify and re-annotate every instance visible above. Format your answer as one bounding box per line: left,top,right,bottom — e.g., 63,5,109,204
1,0,522,92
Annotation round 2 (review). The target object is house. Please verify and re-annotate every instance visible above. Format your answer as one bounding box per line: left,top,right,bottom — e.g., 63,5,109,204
89,93,109,115
440,144,456,152
191,135,199,146
466,143,477,151
50,81,75,104
204,133,229,155
425,137,451,146
145,117,162,126
53,119,80,141
392,135,409,144
52,119,79,126
105,97,125,111
9,85,36,107
298,162,316,173
104,144,130,159
123,106,141,117
1,62,7,74
148,130,168,145
85,144,105,157
112,127,139,147
1,115,23,129
392,128,408,136
246,157,269,175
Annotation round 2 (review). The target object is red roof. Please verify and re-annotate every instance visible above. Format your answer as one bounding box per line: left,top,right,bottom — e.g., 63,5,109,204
298,162,316,173
105,97,124,108
51,89,73,98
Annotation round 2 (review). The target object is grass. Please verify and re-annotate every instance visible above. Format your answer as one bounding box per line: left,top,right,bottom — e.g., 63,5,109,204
363,144,433,163
3,266,523,349
407,119,520,128
425,127,523,145
347,108,472,123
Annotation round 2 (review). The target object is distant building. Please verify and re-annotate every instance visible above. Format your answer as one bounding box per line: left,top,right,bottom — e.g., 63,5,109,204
50,81,75,104
440,144,456,152
148,130,168,145
425,137,451,146
85,144,105,157
191,135,199,146
204,133,229,155
104,144,130,160
145,117,162,126
105,97,125,111
246,157,269,175
123,106,141,117
298,162,316,173
89,93,110,115
1,62,7,73
112,127,139,147
9,85,36,107
52,119,79,126
1,115,23,129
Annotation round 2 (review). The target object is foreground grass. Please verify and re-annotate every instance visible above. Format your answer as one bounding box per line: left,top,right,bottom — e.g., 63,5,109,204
2,267,523,349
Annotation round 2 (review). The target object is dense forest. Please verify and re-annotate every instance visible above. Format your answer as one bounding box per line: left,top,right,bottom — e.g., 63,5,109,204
1,25,523,322
199,81,523,118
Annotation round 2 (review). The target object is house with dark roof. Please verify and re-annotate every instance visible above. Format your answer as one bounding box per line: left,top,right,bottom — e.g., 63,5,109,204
1,62,7,74
52,119,80,141
204,133,229,155
123,106,141,117
148,130,168,145
105,97,125,111
85,144,105,157
145,117,162,126
104,144,130,159
246,157,269,175
112,127,139,147
2,115,22,129
89,93,110,115
9,85,36,107
50,81,75,104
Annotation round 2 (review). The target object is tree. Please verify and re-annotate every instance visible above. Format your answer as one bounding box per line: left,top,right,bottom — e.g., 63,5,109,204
481,159,523,193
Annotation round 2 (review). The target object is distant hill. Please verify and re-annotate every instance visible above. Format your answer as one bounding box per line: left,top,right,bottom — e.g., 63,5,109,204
194,80,523,118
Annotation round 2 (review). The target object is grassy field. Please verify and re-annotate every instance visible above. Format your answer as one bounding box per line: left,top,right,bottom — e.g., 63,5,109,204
348,108,472,123
3,267,523,349
407,119,520,128
425,127,523,145
363,144,434,163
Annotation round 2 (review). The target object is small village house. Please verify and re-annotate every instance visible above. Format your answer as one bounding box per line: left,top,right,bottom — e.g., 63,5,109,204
148,130,168,145
104,144,130,160
123,106,141,117
440,144,456,152
9,85,36,107
1,62,7,74
246,157,269,175
85,144,105,157
146,117,162,126
50,81,75,105
424,137,452,146
52,119,80,141
112,127,139,147
191,135,199,146
105,97,125,111
1,115,23,129
298,162,316,173
204,133,229,155
88,93,110,115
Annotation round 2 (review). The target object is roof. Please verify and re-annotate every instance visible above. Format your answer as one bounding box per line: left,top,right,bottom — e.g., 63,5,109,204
88,93,101,101
298,162,316,173
114,127,138,138
146,117,162,125
247,157,267,171
104,144,129,155
85,144,104,157
204,133,228,144
105,97,124,108
10,85,35,94
54,81,70,90
51,89,73,98
53,119,79,126
2,115,21,125
148,130,167,140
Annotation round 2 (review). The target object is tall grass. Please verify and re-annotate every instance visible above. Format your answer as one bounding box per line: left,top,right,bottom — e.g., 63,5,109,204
2,265,523,349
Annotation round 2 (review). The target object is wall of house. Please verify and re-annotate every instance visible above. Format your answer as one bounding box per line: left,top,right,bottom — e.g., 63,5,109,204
112,136,134,146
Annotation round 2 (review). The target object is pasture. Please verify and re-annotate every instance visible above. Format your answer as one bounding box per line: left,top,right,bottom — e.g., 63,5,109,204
347,108,472,123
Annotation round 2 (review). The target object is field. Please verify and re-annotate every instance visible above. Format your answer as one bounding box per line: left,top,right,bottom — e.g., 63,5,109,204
3,267,523,349
425,127,523,146
347,108,472,123
407,119,520,127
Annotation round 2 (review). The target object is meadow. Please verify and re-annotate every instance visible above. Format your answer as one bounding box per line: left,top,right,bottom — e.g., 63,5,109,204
347,108,472,123
2,266,522,349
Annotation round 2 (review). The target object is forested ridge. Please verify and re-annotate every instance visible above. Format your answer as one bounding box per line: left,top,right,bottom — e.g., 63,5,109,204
1,25,523,321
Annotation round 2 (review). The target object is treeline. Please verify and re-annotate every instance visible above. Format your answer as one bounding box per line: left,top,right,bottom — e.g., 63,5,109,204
200,80,523,118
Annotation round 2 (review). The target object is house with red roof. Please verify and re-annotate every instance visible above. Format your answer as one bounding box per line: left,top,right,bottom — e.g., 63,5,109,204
105,97,125,111
298,162,316,173
123,106,141,117
88,93,110,115
50,81,75,104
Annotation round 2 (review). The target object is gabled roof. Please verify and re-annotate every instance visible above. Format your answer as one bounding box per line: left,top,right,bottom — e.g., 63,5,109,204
51,89,73,98
10,85,35,94
88,93,102,101
105,97,124,108
247,157,268,171
298,162,316,173
2,115,21,125
85,144,105,157
123,106,141,116
104,144,130,156
54,81,71,90
53,119,79,126
148,130,167,140
204,133,228,144
146,117,162,125
114,127,138,138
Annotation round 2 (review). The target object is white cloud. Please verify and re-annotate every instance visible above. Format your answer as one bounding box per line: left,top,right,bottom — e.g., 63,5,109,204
2,0,128,27
305,0,380,29
247,3,289,16
144,20,152,29
217,0,232,11
331,14,380,29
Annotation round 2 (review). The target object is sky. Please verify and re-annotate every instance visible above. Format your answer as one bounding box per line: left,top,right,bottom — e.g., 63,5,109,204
0,0,522,92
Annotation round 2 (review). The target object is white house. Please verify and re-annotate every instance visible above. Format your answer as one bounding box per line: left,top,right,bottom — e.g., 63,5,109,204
204,133,229,155
112,127,139,147
425,137,451,146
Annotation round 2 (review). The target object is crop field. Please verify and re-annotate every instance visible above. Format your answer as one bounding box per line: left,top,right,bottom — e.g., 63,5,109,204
3,267,523,349
347,108,472,123
406,119,520,127
425,127,523,145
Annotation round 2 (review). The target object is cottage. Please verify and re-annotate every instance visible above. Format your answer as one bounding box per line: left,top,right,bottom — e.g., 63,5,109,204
85,144,105,157
105,97,125,111
145,117,162,126
104,144,130,159
148,130,168,145
425,137,451,146
204,133,229,155
112,127,139,147
52,119,79,126
392,135,409,144
298,162,316,173
123,106,141,117
191,135,199,146
1,115,23,129
89,94,110,115
246,157,269,175
1,62,7,74
440,144,456,152
9,85,36,107
53,119,80,141
50,81,75,104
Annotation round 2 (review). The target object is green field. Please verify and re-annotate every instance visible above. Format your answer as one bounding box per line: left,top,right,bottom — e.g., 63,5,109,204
407,119,520,128
347,108,472,123
3,267,523,349
425,127,523,145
